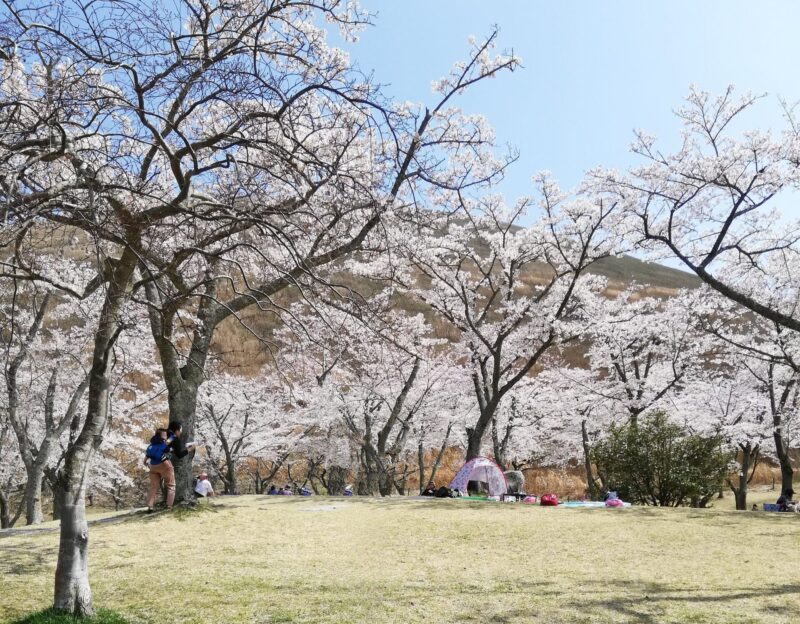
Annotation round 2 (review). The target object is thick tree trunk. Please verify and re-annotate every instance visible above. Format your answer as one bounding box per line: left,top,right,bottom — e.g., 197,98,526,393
53,488,92,615
466,426,484,461
774,429,794,496
466,404,499,461
168,387,200,504
24,469,44,525
0,489,10,529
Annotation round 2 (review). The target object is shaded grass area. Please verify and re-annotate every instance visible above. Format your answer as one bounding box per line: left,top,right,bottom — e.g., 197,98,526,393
1,496,799,623
9,610,130,624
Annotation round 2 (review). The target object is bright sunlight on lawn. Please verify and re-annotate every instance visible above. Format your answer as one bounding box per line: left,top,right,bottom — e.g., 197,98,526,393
1,496,799,624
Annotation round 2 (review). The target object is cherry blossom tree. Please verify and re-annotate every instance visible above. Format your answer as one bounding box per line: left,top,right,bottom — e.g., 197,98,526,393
690,290,800,498
280,297,453,495
580,287,709,427
397,174,621,459
195,371,291,495
600,86,800,333
670,367,771,510
134,22,519,504
0,280,94,525
0,0,519,613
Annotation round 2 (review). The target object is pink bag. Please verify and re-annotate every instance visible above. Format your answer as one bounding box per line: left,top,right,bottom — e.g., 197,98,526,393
605,498,624,507
523,495,538,504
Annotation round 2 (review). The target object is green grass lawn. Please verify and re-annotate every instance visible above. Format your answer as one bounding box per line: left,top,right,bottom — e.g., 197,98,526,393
1,494,799,624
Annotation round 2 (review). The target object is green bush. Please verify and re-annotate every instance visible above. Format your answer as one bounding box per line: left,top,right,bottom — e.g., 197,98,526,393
10,609,131,624
591,412,729,507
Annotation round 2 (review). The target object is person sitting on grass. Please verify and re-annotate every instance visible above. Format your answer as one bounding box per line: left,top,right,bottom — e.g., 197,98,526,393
422,481,436,496
267,485,278,495
194,472,215,498
280,484,293,495
777,488,798,512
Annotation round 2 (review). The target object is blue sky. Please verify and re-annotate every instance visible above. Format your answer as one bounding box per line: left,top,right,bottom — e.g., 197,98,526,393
343,1,800,204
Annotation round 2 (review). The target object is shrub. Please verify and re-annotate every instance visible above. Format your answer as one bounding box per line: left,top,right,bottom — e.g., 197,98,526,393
591,412,729,507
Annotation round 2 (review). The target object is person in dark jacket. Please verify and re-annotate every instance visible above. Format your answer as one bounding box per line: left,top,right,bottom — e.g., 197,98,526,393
145,428,175,512
167,421,197,460
777,488,797,512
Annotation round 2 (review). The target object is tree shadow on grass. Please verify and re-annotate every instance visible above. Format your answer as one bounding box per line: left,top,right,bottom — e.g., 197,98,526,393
0,538,57,576
557,579,800,624
447,579,800,624
9,608,131,623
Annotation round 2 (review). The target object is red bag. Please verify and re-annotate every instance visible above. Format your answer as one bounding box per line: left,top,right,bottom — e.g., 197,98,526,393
540,493,559,506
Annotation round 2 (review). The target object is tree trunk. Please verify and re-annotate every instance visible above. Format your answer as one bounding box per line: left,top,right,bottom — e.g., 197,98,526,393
24,469,44,525
466,426,484,461
52,243,138,615
581,420,603,499
168,387,200,504
774,428,794,496
0,489,10,529
54,487,92,615
466,404,498,460
728,442,759,511
325,466,346,495
51,480,65,521
225,457,237,495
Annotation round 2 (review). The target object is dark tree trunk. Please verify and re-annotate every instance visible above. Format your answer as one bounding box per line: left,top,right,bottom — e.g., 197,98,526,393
774,428,794,496
581,420,603,499
51,478,65,521
168,387,200,504
728,442,760,511
0,489,10,529
466,426,484,461
225,456,237,495
325,466,347,495
466,404,498,461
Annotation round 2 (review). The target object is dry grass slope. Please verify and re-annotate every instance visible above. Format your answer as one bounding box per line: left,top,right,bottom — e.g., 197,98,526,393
1,496,798,624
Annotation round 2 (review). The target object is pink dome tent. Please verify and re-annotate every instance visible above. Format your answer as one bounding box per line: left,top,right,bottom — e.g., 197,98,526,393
448,456,508,496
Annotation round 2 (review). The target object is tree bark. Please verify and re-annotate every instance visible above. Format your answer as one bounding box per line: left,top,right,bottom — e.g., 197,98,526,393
24,471,44,525
727,442,759,511
53,488,92,615
325,466,346,495
168,387,200,504
53,244,138,615
581,420,603,499
0,489,10,529
774,429,794,496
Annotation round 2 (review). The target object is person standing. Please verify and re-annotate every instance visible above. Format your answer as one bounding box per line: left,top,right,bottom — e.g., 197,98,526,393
144,428,175,512
167,420,197,461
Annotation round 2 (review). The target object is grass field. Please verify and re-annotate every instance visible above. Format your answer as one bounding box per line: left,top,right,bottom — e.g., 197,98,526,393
1,494,799,624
